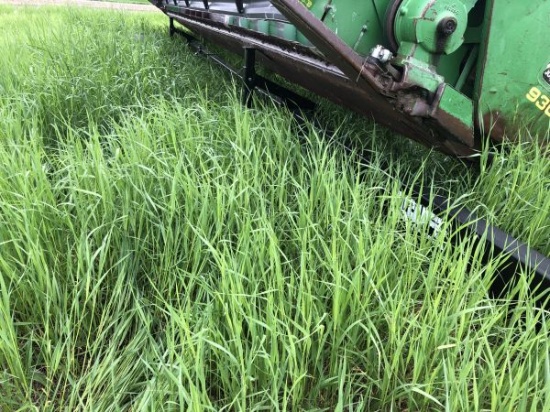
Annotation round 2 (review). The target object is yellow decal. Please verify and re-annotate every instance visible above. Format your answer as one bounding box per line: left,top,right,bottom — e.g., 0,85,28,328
526,87,550,117
299,0,314,9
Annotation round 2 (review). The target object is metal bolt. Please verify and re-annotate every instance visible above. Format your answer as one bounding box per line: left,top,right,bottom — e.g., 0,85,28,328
438,17,458,36
370,45,393,64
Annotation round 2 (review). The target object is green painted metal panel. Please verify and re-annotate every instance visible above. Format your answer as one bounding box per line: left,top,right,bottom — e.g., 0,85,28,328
300,1,387,55
476,0,550,138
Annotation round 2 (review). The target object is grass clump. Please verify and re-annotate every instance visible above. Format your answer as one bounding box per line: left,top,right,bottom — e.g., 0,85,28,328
0,5,549,411
473,139,550,255
94,0,153,4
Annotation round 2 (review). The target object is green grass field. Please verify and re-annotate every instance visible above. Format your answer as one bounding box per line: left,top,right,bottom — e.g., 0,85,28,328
93,0,152,5
0,4,549,411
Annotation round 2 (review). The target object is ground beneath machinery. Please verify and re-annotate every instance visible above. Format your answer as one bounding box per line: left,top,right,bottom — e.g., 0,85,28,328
0,0,155,12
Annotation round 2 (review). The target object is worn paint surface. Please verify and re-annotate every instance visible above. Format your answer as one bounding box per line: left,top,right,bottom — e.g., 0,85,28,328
475,0,550,139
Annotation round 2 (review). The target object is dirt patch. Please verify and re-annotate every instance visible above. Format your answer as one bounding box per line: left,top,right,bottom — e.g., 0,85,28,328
0,0,157,12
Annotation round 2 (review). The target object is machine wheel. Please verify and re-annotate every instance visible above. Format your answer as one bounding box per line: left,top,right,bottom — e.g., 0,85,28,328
384,0,404,52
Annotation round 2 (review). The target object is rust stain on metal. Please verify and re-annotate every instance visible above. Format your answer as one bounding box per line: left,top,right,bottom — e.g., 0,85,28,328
481,111,507,142
433,108,475,147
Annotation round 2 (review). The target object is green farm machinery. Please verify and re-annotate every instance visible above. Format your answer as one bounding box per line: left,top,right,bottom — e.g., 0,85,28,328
148,0,550,156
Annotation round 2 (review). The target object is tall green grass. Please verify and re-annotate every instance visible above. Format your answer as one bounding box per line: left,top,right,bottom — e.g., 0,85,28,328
0,5,549,411
314,107,550,257
93,0,152,4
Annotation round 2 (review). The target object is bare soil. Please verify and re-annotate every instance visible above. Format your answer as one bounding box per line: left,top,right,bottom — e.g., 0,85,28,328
0,0,156,12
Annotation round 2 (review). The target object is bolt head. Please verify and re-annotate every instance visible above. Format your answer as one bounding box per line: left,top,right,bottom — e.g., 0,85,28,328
438,17,458,36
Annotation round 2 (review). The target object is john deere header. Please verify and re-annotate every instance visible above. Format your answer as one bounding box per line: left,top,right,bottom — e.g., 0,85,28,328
150,0,550,156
